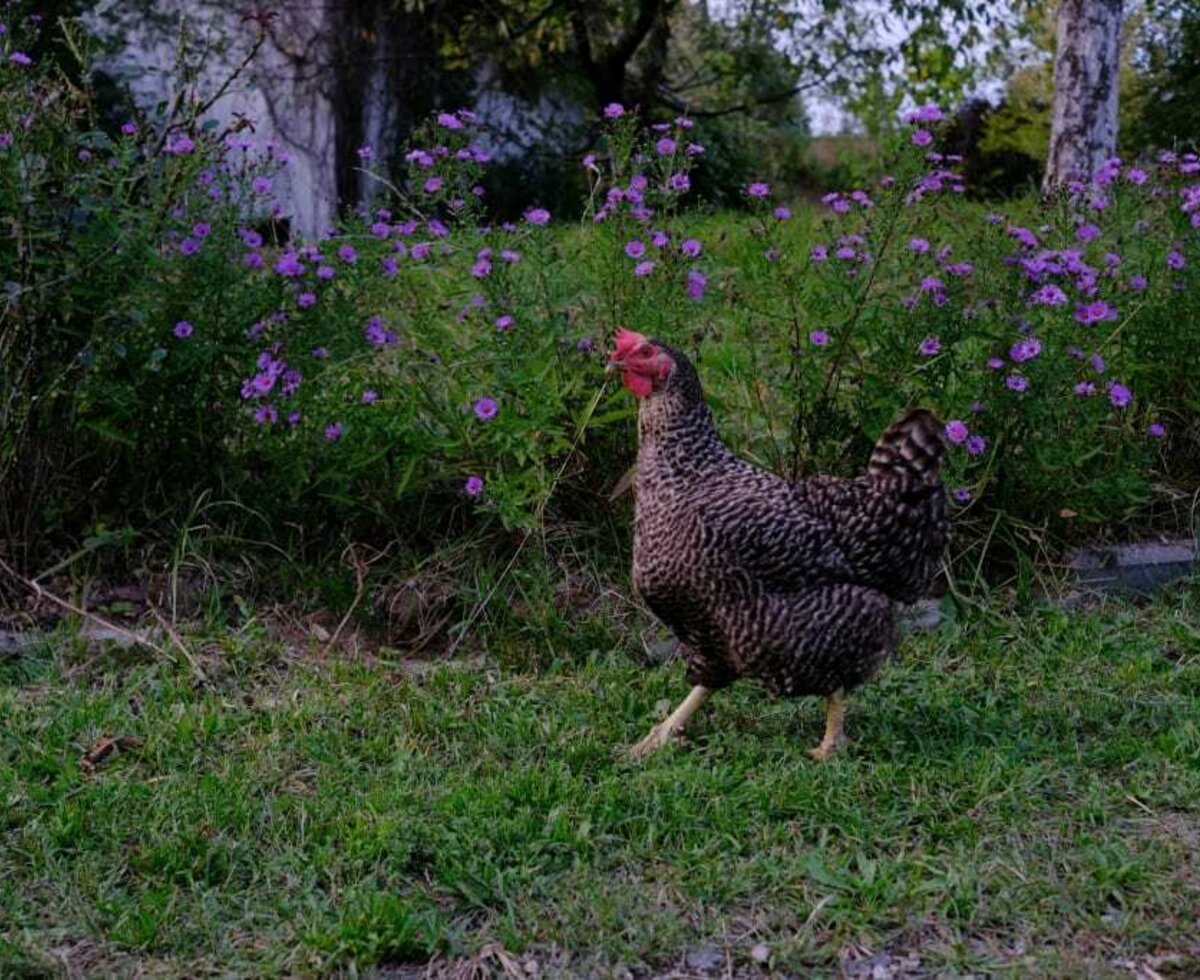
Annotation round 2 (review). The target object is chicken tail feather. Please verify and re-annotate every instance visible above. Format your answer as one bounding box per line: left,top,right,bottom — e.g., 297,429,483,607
867,408,946,494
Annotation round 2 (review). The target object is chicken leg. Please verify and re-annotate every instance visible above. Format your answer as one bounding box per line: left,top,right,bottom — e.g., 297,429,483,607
808,688,847,761
629,686,710,758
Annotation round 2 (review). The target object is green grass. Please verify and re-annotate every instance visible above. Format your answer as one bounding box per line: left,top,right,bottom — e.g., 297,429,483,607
3,586,1200,977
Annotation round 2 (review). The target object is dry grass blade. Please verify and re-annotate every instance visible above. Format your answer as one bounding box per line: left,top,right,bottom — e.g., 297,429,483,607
80,734,144,772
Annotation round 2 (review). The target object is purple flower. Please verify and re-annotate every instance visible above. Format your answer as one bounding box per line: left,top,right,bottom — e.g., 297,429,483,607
655,137,676,155
1129,274,1148,291
240,228,264,248
746,182,770,199
437,112,463,130
919,336,941,356
1074,381,1097,397
179,238,202,256
317,265,335,281
173,320,194,339
191,222,211,238
165,134,195,156
253,404,278,426
904,103,943,124
909,237,931,254
808,330,829,347
686,269,707,301
1090,352,1106,374
275,252,304,277
411,243,431,261
500,250,521,263
686,142,706,156
912,130,933,147
810,245,828,262
680,238,702,258
1126,167,1148,184
633,260,656,277
944,420,969,445
986,357,1005,371
835,246,856,261
1107,382,1132,407
325,422,344,441
1147,422,1166,438
494,314,515,331
370,221,391,239
337,244,358,264
1074,300,1117,324
770,206,790,221
1030,283,1067,306
1008,226,1039,249
1076,223,1101,242
525,207,551,226
1167,250,1186,270
625,239,646,259
249,373,276,397
423,176,443,194
473,397,498,421
1010,337,1042,363
465,475,485,497
952,487,972,503
243,252,264,269
1005,374,1029,392
365,316,388,346
668,173,691,193
357,145,374,160
297,291,317,309
603,103,625,119
966,435,987,456
920,276,944,292
651,231,670,249
361,389,378,404
9,52,32,66
120,121,138,136
252,176,273,194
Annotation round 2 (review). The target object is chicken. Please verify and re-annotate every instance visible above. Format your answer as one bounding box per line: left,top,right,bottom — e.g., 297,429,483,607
608,328,950,760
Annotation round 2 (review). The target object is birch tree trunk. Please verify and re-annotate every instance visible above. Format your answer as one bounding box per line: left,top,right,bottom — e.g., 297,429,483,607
1043,0,1124,191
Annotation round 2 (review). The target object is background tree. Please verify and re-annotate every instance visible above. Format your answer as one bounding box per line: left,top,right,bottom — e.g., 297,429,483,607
1044,0,1125,188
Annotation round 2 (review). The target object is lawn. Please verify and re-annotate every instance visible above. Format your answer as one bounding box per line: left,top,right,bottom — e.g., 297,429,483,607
2,585,1199,977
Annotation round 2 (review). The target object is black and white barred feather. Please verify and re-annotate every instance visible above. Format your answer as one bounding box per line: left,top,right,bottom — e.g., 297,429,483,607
629,340,950,697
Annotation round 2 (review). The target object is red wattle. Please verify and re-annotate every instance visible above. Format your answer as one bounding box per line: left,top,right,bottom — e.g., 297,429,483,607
622,369,653,398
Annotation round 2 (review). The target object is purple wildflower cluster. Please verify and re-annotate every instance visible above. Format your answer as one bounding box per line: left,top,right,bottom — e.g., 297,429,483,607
795,106,1186,506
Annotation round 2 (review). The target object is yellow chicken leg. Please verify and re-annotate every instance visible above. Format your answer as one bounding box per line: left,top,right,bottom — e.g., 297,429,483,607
630,686,710,759
808,688,847,761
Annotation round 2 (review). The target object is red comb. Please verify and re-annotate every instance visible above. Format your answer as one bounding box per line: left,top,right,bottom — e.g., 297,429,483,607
613,328,647,357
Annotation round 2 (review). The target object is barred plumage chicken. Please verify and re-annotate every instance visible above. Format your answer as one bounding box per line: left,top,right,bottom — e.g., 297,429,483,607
609,329,950,760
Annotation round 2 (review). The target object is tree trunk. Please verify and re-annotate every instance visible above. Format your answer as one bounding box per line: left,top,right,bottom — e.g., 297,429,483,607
1044,0,1124,191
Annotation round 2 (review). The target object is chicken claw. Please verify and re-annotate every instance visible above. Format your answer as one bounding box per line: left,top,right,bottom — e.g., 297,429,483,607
629,685,710,760
808,688,847,761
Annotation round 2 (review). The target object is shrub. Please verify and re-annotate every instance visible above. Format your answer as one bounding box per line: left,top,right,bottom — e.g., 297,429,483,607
2,16,1197,579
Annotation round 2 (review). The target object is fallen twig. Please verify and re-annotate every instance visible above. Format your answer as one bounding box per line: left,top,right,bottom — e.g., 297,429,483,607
0,556,174,669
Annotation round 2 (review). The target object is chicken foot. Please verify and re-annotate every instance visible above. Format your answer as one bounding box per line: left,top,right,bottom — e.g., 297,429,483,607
808,688,847,761
629,685,710,759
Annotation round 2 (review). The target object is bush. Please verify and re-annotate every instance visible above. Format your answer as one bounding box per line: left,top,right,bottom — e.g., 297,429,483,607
3,16,1197,580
